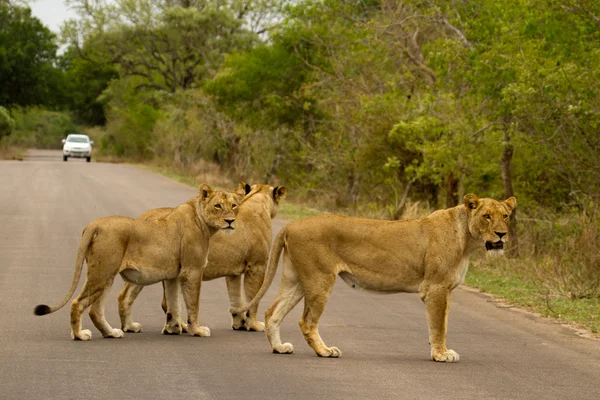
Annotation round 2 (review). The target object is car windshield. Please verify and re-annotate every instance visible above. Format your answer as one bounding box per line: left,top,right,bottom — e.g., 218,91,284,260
67,136,89,143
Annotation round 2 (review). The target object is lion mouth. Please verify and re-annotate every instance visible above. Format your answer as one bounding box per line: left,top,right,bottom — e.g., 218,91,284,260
485,241,504,251
221,225,235,234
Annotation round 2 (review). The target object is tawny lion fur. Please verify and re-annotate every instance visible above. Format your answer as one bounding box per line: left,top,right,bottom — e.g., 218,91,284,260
118,183,287,334
34,184,241,341
233,194,516,362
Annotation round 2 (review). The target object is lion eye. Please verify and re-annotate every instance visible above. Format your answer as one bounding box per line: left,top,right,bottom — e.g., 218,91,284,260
483,214,491,220
214,204,222,209
232,204,237,209
503,214,509,219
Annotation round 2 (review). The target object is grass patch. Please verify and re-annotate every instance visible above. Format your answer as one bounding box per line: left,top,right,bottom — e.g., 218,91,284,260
131,160,323,219
466,259,600,335
0,145,26,160
136,164,199,188
278,202,325,220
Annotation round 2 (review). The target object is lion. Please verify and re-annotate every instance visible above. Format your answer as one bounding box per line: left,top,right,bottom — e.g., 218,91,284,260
117,183,287,334
231,194,517,362
33,184,241,340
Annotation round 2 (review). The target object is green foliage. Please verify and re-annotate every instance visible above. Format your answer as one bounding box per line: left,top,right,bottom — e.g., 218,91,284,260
0,106,15,139
63,0,258,93
100,78,160,158
0,2,64,108
58,0,600,214
5,107,78,149
59,48,118,125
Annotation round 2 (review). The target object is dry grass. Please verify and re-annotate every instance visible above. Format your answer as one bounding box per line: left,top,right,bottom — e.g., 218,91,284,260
528,208,600,300
0,145,26,160
467,204,600,334
142,158,236,191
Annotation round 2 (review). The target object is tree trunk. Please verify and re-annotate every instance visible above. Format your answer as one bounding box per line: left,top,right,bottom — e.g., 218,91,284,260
173,143,182,168
445,173,459,207
392,180,413,220
501,127,518,257
347,168,360,208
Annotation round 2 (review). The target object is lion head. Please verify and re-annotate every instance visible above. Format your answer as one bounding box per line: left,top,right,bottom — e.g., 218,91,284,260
464,194,517,254
242,183,287,218
198,184,242,233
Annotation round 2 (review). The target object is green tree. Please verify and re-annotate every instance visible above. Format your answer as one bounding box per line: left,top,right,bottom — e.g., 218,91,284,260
0,1,63,107
59,47,117,125
0,105,15,139
62,0,260,93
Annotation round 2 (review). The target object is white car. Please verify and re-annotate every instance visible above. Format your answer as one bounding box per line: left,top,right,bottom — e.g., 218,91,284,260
62,134,93,162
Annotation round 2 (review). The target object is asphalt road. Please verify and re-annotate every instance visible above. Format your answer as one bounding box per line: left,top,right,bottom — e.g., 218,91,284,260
1,149,599,400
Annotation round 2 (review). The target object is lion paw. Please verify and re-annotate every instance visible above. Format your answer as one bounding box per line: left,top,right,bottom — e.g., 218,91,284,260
123,322,142,333
232,321,246,330
432,349,460,363
191,326,211,337
318,346,341,358
71,329,92,341
104,328,124,338
231,313,247,330
272,343,294,354
247,320,265,332
180,320,188,334
162,322,183,335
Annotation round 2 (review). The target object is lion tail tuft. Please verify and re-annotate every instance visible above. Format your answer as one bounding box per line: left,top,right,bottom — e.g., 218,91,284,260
33,224,96,317
33,304,52,316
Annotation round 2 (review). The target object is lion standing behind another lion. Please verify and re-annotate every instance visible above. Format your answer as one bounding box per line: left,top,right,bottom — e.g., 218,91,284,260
34,184,241,340
118,183,287,334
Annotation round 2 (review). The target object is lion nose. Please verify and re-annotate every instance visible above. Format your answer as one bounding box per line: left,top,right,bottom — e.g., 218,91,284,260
495,231,507,239
225,219,235,225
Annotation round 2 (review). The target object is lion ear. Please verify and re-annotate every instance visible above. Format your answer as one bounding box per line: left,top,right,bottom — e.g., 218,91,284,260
463,193,480,211
273,186,287,203
233,181,250,198
504,197,517,213
198,184,214,202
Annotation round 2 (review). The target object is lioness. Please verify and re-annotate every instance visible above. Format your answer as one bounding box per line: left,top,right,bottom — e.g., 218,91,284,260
34,184,241,340
232,194,516,362
118,183,287,333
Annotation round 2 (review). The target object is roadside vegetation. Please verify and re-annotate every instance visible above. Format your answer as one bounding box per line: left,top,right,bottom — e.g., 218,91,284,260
1,0,598,334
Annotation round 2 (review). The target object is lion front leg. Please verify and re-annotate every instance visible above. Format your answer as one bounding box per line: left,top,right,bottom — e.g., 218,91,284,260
160,282,188,333
242,264,266,332
420,285,459,363
180,272,210,337
226,275,247,330
162,279,184,335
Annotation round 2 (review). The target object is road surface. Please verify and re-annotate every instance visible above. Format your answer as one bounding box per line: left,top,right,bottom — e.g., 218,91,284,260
1,150,599,399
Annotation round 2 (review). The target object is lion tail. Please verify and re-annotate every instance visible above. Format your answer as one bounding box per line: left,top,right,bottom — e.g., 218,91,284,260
229,225,288,315
33,224,96,316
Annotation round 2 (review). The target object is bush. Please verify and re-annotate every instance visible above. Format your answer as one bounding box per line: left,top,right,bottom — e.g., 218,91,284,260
0,106,15,139
4,107,78,149
529,206,600,299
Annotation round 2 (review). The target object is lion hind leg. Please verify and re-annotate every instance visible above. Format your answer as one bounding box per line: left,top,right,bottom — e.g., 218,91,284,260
70,280,106,341
299,273,340,358
265,256,304,354
89,281,123,339
118,283,144,333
